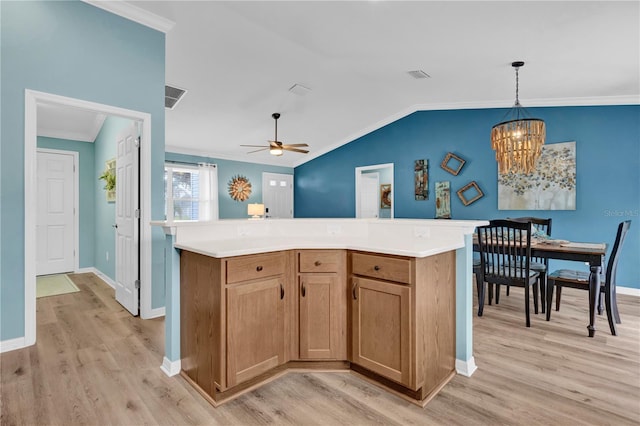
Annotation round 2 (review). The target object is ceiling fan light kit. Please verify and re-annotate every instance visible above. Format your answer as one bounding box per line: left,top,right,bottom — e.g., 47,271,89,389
241,112,309,156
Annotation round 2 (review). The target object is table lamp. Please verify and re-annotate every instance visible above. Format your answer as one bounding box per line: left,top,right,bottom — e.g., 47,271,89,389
247,203,265,219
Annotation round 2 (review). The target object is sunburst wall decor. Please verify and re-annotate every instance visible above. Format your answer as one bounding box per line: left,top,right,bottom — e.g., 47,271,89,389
228,175,252,202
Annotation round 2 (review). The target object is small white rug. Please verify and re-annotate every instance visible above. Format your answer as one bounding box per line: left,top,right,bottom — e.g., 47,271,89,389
36,274,80,298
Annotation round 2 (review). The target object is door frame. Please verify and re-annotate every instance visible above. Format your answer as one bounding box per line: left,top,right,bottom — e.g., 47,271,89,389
36,148,80,274
355,163,394,219
25,89,154,347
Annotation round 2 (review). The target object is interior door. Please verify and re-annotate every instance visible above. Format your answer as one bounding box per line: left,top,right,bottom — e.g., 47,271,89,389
36,150,76,275
115,122,140,315
359,173,379,218
262,172,293,218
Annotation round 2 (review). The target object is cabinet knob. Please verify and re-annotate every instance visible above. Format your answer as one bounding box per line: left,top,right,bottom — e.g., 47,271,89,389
314,261,321,267
374,265,380,271
256,265,263,272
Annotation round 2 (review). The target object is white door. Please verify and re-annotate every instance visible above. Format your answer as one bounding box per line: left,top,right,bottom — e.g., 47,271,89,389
359,173,379,218
262,172,293,218
115,122,140,315
36,150,76,275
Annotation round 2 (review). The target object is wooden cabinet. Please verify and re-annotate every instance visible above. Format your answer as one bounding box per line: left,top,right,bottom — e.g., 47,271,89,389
351,276,411,385
226,277,285,387
297,250,347,360
350,250,456,401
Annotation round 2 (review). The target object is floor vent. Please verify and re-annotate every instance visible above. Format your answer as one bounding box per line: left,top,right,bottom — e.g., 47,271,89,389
165,85,187,109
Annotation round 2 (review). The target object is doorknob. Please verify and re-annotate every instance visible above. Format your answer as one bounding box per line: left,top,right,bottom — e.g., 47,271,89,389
112,224,118,229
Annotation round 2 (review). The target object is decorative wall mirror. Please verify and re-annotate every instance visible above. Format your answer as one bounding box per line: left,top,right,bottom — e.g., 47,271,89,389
456,181,484,206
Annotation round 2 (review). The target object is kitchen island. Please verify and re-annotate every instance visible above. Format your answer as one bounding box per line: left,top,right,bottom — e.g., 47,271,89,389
153,218,487,406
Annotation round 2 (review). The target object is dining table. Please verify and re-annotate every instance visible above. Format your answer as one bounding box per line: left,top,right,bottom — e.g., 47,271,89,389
473,238,607,337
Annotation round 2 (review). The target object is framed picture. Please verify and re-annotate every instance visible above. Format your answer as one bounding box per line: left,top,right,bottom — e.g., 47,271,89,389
441,152,466,176
414,159,428,200
102,158,116,202
435,181,451,219
380,184,391,209
457,181,484,206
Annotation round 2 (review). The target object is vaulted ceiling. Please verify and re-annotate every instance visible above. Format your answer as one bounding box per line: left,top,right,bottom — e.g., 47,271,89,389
45,1,639,167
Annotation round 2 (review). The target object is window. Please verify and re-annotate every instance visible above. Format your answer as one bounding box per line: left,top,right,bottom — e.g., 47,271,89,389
164,162,218,222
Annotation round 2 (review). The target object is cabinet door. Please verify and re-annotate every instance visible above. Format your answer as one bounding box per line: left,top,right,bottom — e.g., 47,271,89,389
299,274,337,359
351,277,411,386
226,277,285,387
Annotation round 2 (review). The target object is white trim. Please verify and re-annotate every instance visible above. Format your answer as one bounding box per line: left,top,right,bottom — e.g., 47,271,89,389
618,286,640,297
160,356,181,377
82,0,175,33
146,306,166,319
0,337,27,354
36,148,80,274
25,89,154,343
455,357,478,377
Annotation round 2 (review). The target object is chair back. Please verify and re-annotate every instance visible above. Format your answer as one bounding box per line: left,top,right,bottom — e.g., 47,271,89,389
477,220,533,286
605,220,631,288
509,217,552,265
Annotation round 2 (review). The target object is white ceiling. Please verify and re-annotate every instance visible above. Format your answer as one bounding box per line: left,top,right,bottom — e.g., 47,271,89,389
44,1,639,167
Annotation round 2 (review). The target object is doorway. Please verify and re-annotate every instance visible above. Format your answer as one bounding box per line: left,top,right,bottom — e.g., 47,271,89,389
355,163,394,219
24,90,154,347
262,172,294,218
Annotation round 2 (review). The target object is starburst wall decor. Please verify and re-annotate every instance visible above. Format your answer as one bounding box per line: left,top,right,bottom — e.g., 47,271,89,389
228,175,252,202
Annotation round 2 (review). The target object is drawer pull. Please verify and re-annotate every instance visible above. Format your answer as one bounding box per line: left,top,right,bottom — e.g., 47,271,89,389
301,282,306,297
256,265,263,272
374,265,380,271
352,281,358,300
280,283,285,300
314,261,322,267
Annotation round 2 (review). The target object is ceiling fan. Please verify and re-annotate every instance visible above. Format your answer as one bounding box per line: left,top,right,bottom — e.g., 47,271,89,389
241,113,309,156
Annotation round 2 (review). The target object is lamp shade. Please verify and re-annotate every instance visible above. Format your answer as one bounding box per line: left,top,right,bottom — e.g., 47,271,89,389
247,203,265,218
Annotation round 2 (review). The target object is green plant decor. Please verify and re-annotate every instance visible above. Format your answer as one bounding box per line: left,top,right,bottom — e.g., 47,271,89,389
99,169,116,191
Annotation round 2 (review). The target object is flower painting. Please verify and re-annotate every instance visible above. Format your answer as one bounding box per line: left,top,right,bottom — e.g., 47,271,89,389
498,141,576,210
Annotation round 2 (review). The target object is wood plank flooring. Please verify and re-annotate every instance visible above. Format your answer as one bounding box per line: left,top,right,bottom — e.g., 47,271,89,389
1,272,639,425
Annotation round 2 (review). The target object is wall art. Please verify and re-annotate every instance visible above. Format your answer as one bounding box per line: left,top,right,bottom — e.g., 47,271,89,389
498,141,576,210
99,158,116,202
435,181,451,219
228,175,252,202
457,181,484,206
414,159,428,200
380,184,392,209
441,152,466,175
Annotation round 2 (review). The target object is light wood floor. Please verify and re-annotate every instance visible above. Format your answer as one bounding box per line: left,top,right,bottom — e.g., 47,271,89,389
1,272,639,425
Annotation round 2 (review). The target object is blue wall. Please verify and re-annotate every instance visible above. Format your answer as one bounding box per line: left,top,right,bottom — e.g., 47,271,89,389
165,152,294,219
1,1,166,340
37,137,96,269
295,105,640,288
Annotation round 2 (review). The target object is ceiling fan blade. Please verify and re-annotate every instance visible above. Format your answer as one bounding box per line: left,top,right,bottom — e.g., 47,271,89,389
282,143,309,148
246,147,269,153
282,147,309,154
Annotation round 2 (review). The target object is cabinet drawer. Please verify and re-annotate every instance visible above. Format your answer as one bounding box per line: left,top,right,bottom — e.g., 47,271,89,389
351,252,411,284
226,252,285,284
298,250,341,273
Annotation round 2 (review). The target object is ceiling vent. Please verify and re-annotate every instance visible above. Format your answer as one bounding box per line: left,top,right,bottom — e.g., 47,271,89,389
407,70,431,79
288,83,311,96
165,85,187,109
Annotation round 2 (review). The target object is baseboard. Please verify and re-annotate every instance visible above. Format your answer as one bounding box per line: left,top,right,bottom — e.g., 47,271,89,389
160,357,181,377
617,286,640,297
0,337,28,354
143,306,165,319
455,357,477,377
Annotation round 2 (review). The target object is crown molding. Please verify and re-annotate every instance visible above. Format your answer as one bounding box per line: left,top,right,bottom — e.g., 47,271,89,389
165,145,296,169
83,0,175,33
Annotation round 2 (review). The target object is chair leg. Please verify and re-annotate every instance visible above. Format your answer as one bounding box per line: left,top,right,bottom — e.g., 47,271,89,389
555,286,563,311
546,279,554,321
604,284,617,336
495,284,501,304
533,282,539,315
612,286,621,324
540,274,546,314
475,271,485,317
488,283,494,305
524,285,531,327
506,285,510,296
597,292,604,315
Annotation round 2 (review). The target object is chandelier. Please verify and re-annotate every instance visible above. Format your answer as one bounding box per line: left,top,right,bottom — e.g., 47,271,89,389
491,61,545,175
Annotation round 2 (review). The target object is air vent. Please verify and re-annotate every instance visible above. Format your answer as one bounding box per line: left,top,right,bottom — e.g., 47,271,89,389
407,70,431,79
288,83,311,96
165,85,187,109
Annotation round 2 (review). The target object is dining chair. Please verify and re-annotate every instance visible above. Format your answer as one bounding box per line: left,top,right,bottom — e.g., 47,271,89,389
476,219,540,327
498,217,552,313
545,220,631,335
